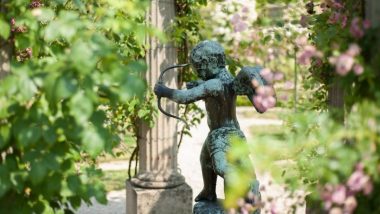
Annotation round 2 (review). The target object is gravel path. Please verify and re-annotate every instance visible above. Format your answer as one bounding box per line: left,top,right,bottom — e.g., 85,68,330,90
77,106,283,214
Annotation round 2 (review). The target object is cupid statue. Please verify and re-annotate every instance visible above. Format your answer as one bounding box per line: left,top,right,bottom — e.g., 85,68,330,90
154,40,275,211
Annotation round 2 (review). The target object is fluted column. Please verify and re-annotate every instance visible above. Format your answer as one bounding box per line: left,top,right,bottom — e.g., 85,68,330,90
126,1,192,213
131,0,184,189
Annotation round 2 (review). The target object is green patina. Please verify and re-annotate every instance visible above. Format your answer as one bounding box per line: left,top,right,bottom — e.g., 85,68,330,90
154,40,266,208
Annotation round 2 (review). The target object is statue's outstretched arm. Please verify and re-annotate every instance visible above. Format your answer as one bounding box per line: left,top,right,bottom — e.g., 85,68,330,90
233,66,276,113
154,79,222,104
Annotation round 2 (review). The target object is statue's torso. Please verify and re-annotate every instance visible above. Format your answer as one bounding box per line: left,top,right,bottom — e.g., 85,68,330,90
204,71,240,131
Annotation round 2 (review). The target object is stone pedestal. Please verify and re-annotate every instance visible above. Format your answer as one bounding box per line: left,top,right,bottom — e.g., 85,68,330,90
126,0,192,213
127,181,192,214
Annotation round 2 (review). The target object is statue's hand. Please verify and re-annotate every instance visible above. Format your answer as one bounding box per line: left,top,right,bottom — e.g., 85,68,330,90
154,83,172,98
186,80,204,89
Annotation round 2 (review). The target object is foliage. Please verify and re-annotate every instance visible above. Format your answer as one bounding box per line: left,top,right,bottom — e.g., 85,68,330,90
226,0,380,213
248,101,380,213
200,0,310,108
307,1,380,110
0,0,157,212
172,0,208,147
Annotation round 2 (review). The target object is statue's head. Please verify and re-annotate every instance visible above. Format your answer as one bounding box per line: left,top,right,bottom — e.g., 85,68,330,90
190,40,226,80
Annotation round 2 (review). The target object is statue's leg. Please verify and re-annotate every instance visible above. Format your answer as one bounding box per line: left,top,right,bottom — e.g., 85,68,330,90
195,137,217,202
249,180,261,214
210,138,262,213
211,150,228,178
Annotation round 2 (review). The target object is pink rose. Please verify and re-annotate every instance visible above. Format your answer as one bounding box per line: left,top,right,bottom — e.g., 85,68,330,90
234,21,248,32
295,36,308,47
273,71,284,81
331,185,347,204
330,0,344,9
363,19,371,29
353,64,364,75
256,86,275,96
321,184,334,209
231,14,248,32
260,68,274,83
330,207,343,214
252,86,276,112
328,12,340,24
242,6,249,13
363,180,373,195
329,54,354,76
231,14,241,25
344,196,357,214
346,44,361,57
297,45,323,65
347,169,372,194
253,96,267,112
350,17,364,39
341,15,348,28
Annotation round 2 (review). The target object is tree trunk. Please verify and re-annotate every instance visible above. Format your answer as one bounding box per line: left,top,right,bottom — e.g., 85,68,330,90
365,0,380,28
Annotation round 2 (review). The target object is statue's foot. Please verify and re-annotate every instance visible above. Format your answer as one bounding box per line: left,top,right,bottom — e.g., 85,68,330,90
195,190,217,202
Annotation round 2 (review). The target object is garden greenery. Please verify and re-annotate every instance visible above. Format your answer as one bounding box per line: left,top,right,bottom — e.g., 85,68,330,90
0,0,213,212
226,0,380,213
0,0,159,212
173,0,208,147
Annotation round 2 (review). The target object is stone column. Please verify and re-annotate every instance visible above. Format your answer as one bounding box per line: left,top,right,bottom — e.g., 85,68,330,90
126,1,192,214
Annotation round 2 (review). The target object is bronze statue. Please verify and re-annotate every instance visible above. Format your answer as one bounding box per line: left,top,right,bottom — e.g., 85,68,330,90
154,40,275,212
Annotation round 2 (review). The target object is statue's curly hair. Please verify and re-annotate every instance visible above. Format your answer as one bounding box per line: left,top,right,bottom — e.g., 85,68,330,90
190,40,226,68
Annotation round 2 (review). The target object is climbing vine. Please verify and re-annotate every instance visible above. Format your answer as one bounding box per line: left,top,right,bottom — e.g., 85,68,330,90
172,0,208,148
0,0,213,212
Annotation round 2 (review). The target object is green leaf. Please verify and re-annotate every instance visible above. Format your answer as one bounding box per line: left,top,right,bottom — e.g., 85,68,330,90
275,32,282,41
30,160,47,184
73,0,86,12
0,125,11,149
18,74,38,101
70,41,95,73
0,19,10,39
16,124,42,148
119,76,145,100
81,125,105,157
45,73,77,104
262,35,272,44
35,8,55,22
42,125,57,145
0,165,11,197
60,181,75,197
69,92,94,124
10,171,27,191
55,74,77,100
44,11,80,42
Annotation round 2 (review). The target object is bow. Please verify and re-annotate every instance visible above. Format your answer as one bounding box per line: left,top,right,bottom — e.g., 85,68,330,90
157,64,189,126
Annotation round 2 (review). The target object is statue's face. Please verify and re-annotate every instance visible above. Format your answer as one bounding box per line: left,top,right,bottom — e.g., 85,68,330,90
190,41,226,80
191,56,219,80
191,60,208,80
